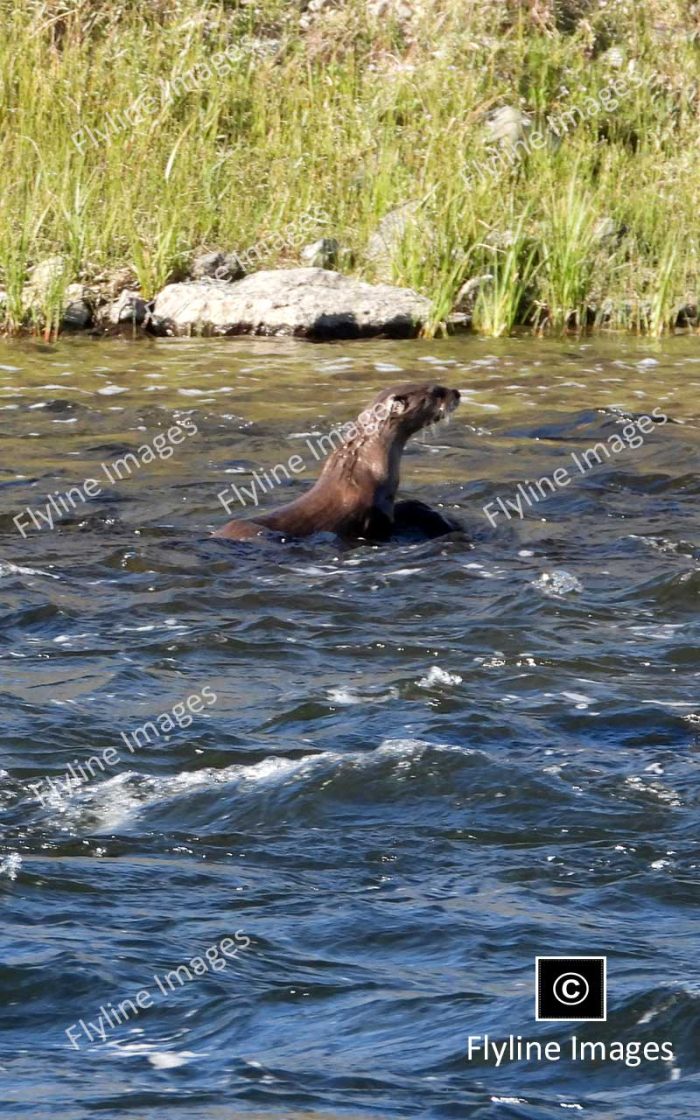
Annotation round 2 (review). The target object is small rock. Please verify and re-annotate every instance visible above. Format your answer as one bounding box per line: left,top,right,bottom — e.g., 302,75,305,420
90,265,139,300
485,106,531,148
108,289,148,326
452,274,493,313
602,46,625,68
367,0,417,18
592,216,626,244
28,255,68,296
366,200,426,280
62,283,94,329
300,238,339,269
674,303,697,327
483,228,518,249
190,249,246,282
299,0,341,29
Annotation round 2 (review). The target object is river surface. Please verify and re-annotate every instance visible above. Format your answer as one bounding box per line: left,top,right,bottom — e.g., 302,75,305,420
0,335,698,1120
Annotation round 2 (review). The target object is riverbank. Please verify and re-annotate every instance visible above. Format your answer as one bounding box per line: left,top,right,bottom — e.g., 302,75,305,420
2,0,699,337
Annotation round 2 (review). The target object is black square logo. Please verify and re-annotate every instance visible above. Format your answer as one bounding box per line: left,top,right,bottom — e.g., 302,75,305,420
536,957,607,1021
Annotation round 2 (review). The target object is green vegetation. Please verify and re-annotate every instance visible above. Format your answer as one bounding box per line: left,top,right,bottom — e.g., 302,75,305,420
1,0,699,336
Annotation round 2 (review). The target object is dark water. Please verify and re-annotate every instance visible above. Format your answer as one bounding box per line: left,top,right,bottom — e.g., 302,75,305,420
0,335,698,1119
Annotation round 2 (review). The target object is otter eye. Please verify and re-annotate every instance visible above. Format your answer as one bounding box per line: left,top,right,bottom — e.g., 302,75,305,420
390,396,408,415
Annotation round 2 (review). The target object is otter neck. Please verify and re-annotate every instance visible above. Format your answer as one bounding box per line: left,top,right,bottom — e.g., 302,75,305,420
321,426,408,514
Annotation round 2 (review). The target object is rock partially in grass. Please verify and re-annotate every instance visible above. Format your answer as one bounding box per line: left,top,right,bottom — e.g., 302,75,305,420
27,255,68,295
593,216,626,245
112,289,148,325
24,260,96,329
24,256,74,320
151,267,431,339
62,283,94,329
300,238,340,268
90,265,139,300
299,0,342,31
485,105,531,148
366,200,426,280
452,274,493,314
367,0,419,18
190,249,246,282
95,289,148,328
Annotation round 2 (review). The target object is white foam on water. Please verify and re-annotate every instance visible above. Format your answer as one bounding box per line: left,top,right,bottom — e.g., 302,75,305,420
561,691,594,709
42,738,466,832
108,1039,200,1066
147,1052,195,1069
328,684,399,704
641,700,695,708
0,562,60,580
0,853,22,880
624,774,681,807
327,687,362,705
417,666,462,688
533,570,583,595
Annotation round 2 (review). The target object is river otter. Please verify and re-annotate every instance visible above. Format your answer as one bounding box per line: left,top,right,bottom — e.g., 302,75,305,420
214,382,461,543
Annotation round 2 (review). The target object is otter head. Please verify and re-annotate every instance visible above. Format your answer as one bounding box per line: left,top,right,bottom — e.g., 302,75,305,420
359,382,461,441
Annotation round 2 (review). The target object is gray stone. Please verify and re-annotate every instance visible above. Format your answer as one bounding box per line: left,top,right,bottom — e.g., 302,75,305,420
108,289,148,326
89,265,139,300
483,228,518,249
22,261,99,328
601,46,624,68
152,267,432,339
300,238,339,268
299,0,340,28
62,283,94,329
28,255,68,296
367,0,418,18
452,274,493,313
485,106,531,148
190,249,246,282
366,200,425,279
593,216,625,244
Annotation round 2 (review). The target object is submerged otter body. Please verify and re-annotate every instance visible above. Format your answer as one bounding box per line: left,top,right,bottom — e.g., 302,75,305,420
214,382,461,543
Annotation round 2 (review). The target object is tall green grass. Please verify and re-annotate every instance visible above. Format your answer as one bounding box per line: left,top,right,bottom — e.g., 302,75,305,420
0,0,699,335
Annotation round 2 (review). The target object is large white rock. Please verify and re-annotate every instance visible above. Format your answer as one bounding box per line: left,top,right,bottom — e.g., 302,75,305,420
152,267,432,339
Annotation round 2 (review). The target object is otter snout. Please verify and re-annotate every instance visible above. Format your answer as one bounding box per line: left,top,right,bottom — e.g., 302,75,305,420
431,385,460,423
440,387,460,414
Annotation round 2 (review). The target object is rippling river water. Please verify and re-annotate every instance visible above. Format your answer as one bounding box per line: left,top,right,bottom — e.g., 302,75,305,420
0,335,698,1120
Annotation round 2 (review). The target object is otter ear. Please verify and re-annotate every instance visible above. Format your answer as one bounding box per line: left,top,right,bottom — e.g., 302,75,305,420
390,395,408,416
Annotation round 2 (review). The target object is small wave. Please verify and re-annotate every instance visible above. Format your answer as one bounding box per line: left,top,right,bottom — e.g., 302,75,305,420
0,852,22,879
0,561,60,580
417,666,462,688
532,570,584,595
34,740,483,833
